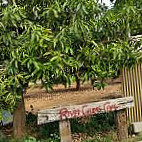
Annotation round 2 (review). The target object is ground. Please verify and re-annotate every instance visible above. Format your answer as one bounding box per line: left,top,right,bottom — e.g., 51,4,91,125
24,79,122,113
2,78,142,142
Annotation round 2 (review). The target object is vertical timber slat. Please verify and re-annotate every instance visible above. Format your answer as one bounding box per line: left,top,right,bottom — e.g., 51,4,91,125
129,67,136,122
125,67,132,122
137,64,142,121
128,67,134,122
139,64,142,121
127,68,133,122
135,65,142,121
133,65,139,122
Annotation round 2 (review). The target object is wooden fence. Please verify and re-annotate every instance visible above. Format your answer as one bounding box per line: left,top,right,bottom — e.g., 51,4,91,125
122,64,142,122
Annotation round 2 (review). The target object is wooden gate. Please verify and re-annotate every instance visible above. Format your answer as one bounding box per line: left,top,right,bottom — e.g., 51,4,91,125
122,64,142,122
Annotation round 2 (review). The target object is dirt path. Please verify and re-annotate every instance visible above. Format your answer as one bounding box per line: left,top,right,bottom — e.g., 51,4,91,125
24,80,122,113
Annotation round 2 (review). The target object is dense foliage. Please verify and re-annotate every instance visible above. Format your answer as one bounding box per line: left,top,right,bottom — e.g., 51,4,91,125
0,0,142,113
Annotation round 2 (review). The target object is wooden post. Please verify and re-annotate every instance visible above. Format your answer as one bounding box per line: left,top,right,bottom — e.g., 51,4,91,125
116,109,128,140
59,120,72,142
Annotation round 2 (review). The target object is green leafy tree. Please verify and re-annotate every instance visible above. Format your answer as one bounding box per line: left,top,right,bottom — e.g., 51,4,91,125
0,3,57,137
107,0,142,39
0,0,142,138
38,0,106,90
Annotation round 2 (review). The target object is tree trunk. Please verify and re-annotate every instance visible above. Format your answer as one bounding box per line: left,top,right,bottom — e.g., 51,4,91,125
76,76,80,91
91,78,96,90
13,95,26,139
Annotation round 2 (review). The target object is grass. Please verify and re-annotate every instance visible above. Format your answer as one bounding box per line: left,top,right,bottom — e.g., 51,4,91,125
83,132,142,142
1,112,142,142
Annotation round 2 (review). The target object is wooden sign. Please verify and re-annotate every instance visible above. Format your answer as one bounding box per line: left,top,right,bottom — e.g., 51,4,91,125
38,96,134,125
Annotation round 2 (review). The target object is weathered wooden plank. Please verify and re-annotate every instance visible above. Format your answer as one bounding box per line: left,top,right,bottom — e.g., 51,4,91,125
59,120,72,142
38,96,134,125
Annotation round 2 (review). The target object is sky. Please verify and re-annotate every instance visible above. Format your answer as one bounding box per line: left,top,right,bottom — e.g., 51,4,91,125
2,0,8,5
98,0,113,8
103,0,112,6
2,0,113,8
